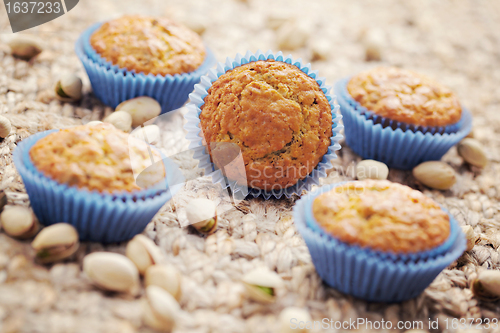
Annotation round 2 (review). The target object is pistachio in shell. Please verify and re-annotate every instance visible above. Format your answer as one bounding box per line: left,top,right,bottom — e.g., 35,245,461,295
55,74,83,102
86,121,103,126
103,111,132,132
145,264,182,301
116,96,161,128
0,115,12,139
1,206,39,239
461,225,478,252
130,124,160,145
471,270,500,302
8,35,43,60
412,161,456,190
31,223,79,263
457,138,488,168
125,234,163,275
143,285,180,332
279,307,312,333
241,267,283,303
0,190,7,213
186,198,218,234
356,159,389,180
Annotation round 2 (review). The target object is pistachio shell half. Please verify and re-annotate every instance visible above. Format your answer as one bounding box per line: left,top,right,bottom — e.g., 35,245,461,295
31,223,79,263
55,74,83,102
1,206,39,239
279,307,312,333
125,234,163,275
143,285,180,332
103,111,132,132
471,270,500,302
186,198,218,234
83,252,139,294
116,96,161,128
412,161,456,190
0,115,12,138
242,267,283,303
457,138,488,168
145,265,182,301
8,35,43,60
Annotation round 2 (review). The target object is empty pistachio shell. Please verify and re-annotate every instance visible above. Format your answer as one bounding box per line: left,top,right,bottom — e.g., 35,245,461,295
103,111,132,132
125,234,163,275
145,265,182,301
31,223,79,263
471,270,500,301
356,160,389,180
86,120,103,126
130,124,160,145
143,285,180,332
412,161,456,190
8,35,43,60
186,198,218,234
242,268,283,303
279,307,312,333
55,74,83,102
116,96,161,128
457,138,488,168
461,225,478,252
1,206,39,239
0,190,6,212
0,115,12,139
83,252,139,294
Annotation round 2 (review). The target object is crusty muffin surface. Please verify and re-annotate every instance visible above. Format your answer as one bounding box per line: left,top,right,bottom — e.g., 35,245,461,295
29,123,165,193
199,60,333,191
312,180,450,254
347,66,462,127
90,15,205,76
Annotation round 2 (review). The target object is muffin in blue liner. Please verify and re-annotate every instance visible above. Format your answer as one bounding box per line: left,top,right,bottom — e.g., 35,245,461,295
75,22,217,114
293,182,466,303
13,130,181,243
184,50,343,200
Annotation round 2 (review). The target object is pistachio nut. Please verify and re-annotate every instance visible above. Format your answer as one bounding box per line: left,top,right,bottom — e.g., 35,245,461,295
145,264,182,301
242,267,283,303
130,124,160,145
412,161,456,190
356,159,389,180
1,206,39,239
0,190,6,213
83,252,139,294
461,225,478,252
55,74,83,102
8,35,43,60
471,270,500,302
116,96,161,128
279,307,312,333
0,115,12,139
457,138,488,168
186,198,218,234
86,120,103,126
125,234,163,275
143,285,180,332
31,223,79,263
103,111,132,132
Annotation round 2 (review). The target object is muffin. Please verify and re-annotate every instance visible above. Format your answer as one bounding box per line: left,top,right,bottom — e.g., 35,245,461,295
90,15,206,76
198,59,334,192
334,67,472,170
293,181,465,302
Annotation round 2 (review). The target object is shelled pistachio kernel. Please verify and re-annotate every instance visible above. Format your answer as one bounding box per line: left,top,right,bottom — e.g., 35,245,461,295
0,115,12,138
126,234,163,275
31,223,79,263
103,111,132,132
356,159,389,180
116,96,161,128
8,35,43,60
83,252,139,294
143,285,180,332
1,206,39,239
412,161,456,190
55,74,83,102
471,270,500,301
461,225,478,252
457,138,488,168
130,124,160,145
279,307,312,333
186,198,218,234
145,265,182,301
242,267,283,303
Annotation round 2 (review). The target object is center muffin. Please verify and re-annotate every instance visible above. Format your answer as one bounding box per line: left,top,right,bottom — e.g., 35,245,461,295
199,60,333,191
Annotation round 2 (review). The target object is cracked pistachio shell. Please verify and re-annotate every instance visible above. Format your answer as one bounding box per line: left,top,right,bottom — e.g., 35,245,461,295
242,268,283,303
471,270,500,302
186,198,218,234
1,206,39,239
461,225,478,252
116,96,161,128
279,307,312,333
356,159,389,180
125,234,163,275
31,223,79,263
55,74,83,102
130,124,160,145
412,161,456,190
83,252,139,294
103,111,132,132
0,115,12,138
143,285,180,332
145,265,182,301
8,35,43,60
457,138,488,168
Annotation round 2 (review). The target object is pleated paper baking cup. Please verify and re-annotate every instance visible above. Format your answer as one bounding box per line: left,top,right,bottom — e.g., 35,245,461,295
184,50,343,199
293,184,466,303
335,79,472,170
75,23,217,113
13,130,179,243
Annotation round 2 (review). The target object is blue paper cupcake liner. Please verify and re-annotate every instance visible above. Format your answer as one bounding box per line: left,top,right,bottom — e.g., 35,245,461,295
184,50,343,199
334,79,472,170
293,183,466,303
13,130,180,243
75,22,217,114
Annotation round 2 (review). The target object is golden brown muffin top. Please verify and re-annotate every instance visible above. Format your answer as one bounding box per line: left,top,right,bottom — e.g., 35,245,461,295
199,60,333,191
90,15,206,76
312,180,450,254
30,123,165,193
347,67,462,127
